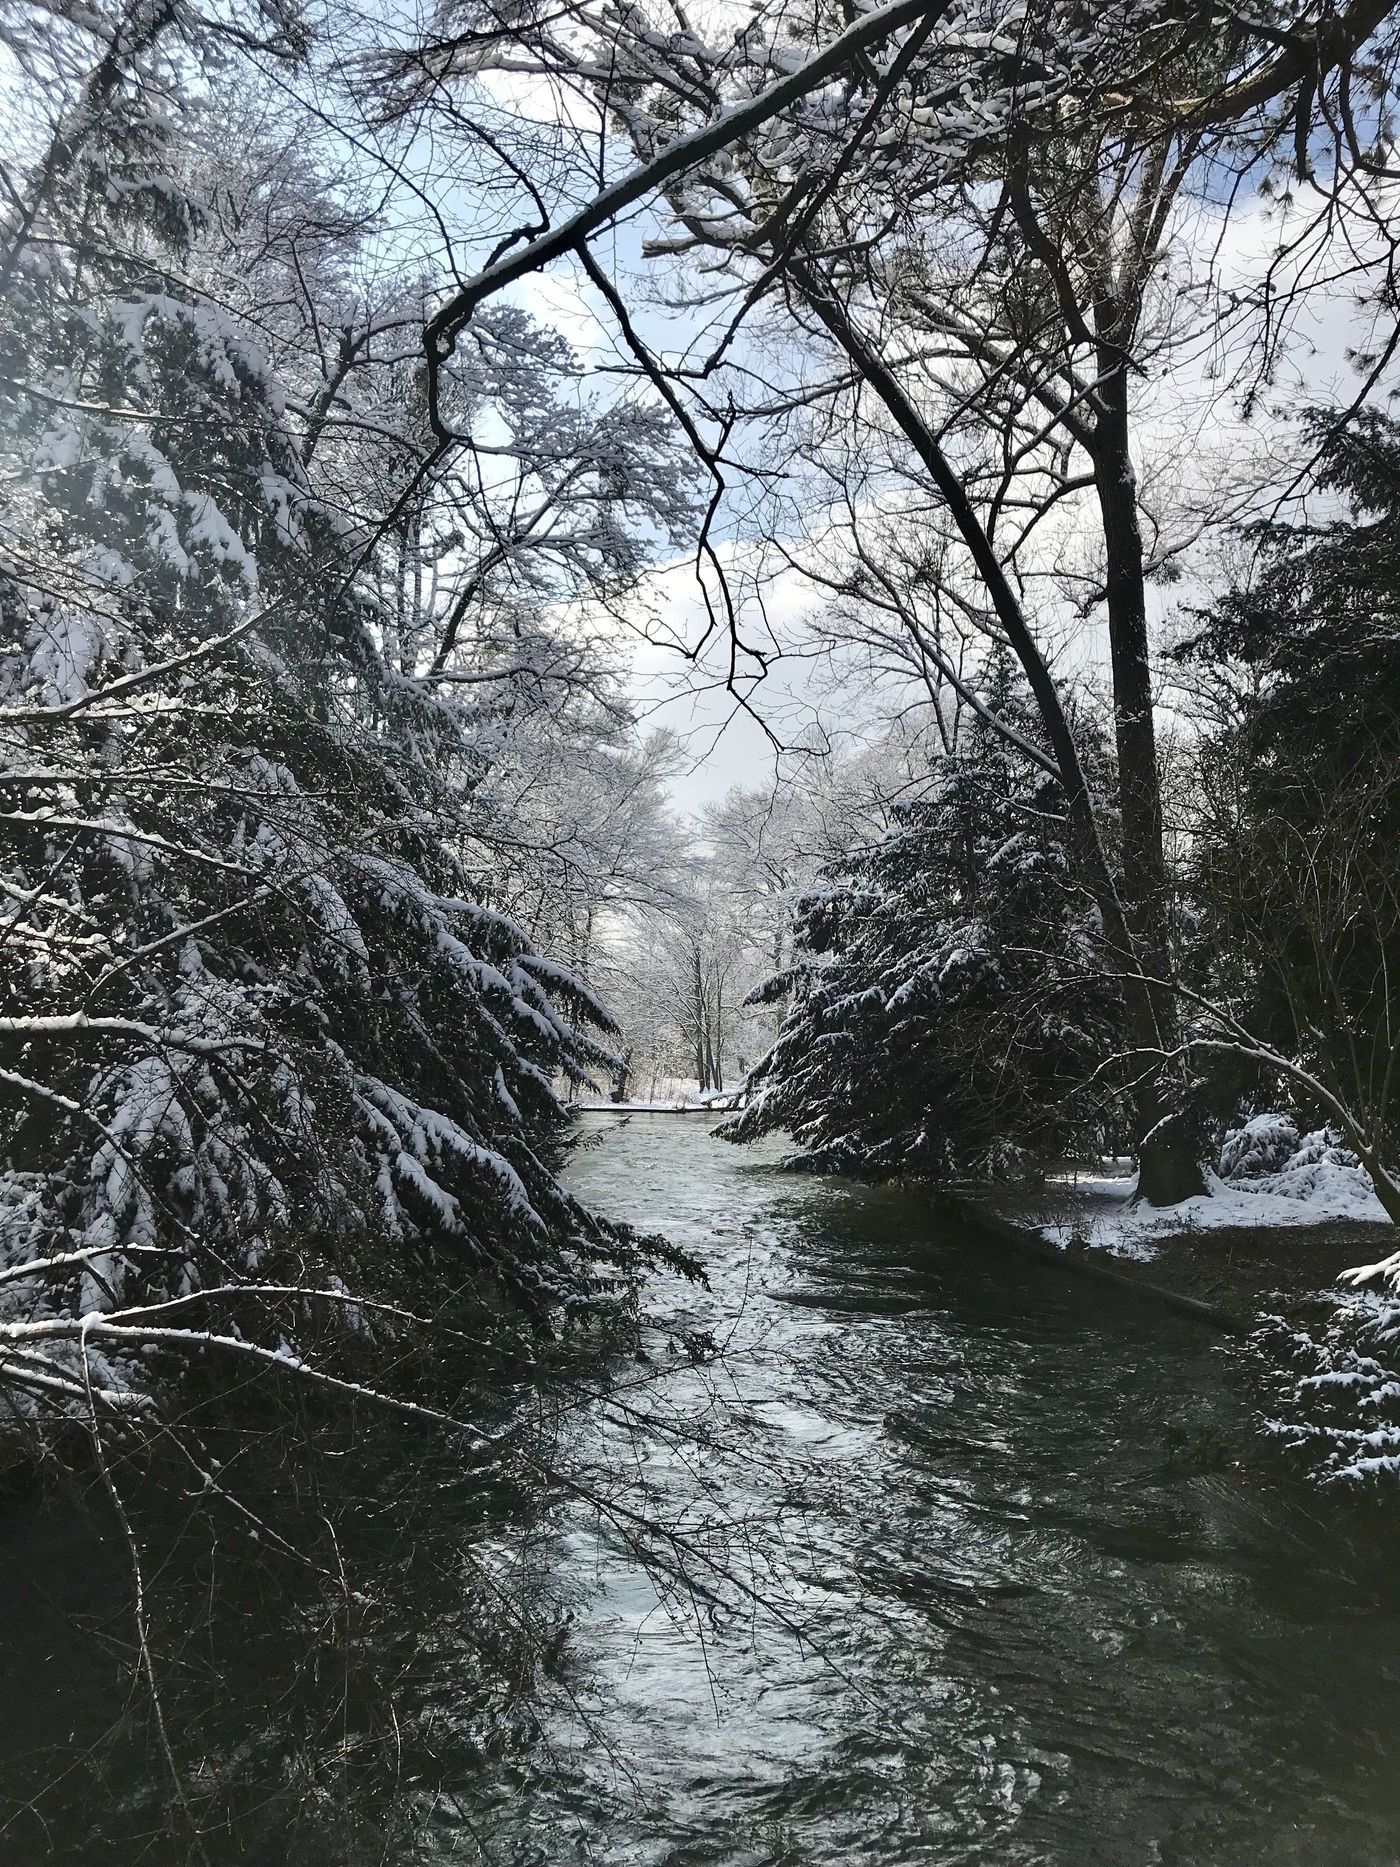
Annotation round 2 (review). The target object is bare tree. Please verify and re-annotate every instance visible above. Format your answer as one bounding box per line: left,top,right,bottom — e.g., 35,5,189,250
388,0,1400,1201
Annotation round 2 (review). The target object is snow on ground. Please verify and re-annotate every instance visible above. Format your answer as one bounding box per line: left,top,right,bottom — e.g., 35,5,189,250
577,1095,737,1112
574,1075,746,1112
576,1077,741,1113
1039,1151,1391,1261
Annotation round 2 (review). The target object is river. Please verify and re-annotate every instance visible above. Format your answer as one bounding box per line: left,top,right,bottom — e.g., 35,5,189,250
2,1113,1399,1864
524,1115,1400,1867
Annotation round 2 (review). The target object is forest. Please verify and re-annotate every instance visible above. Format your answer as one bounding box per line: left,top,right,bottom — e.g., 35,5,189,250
4,0,1400,1858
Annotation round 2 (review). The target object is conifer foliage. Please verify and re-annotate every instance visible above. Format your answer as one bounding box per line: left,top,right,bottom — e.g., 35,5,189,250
0,0,688,1404
728,660,1125,1179
1181,413,1400,1212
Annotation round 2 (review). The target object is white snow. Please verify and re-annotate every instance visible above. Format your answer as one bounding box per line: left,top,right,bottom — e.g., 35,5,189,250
577,1076,740,1113
578,1095,736,1112
1038,1158,1392,1260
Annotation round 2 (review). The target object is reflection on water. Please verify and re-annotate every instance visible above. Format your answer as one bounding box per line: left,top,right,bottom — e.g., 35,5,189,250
513,1117,1400,1867
3,1114,1400,1865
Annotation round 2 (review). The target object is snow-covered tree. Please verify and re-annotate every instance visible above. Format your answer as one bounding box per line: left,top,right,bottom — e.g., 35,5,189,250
0,0,693,1410
1178,410,1400,1224
388,0,1400,1204
728,656,1127,1177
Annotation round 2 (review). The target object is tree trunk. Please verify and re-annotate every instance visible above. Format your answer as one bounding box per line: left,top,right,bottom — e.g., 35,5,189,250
1090,344,1205,1203
693,950,709,1091
802,270,1205,1203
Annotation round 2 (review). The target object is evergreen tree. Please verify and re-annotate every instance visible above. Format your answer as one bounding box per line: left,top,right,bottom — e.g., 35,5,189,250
1180,411,1400,1178
0,2,684,1399
728,658,1126,1179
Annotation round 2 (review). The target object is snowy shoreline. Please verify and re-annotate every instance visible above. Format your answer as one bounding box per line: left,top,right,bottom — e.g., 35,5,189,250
1029,1118,1393,1264
1033,1162,1393,1263
575,1096,741,1114
954,1123,1397,1346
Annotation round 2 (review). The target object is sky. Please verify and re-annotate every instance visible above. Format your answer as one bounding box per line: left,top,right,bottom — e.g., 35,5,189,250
253,0,1400,823
555,177,1398,821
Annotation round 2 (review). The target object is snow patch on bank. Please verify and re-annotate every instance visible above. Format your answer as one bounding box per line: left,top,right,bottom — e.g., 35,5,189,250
577,1093,740,1113
577,1075,744,1113
1040,1119,1392,1258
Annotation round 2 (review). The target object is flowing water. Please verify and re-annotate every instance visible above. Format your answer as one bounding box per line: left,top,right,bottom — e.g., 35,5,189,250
519,1116,1400,1867
3,1114,1400,1865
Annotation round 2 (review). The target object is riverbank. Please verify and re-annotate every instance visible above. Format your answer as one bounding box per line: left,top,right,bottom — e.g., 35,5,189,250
953,1175,1395,1334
